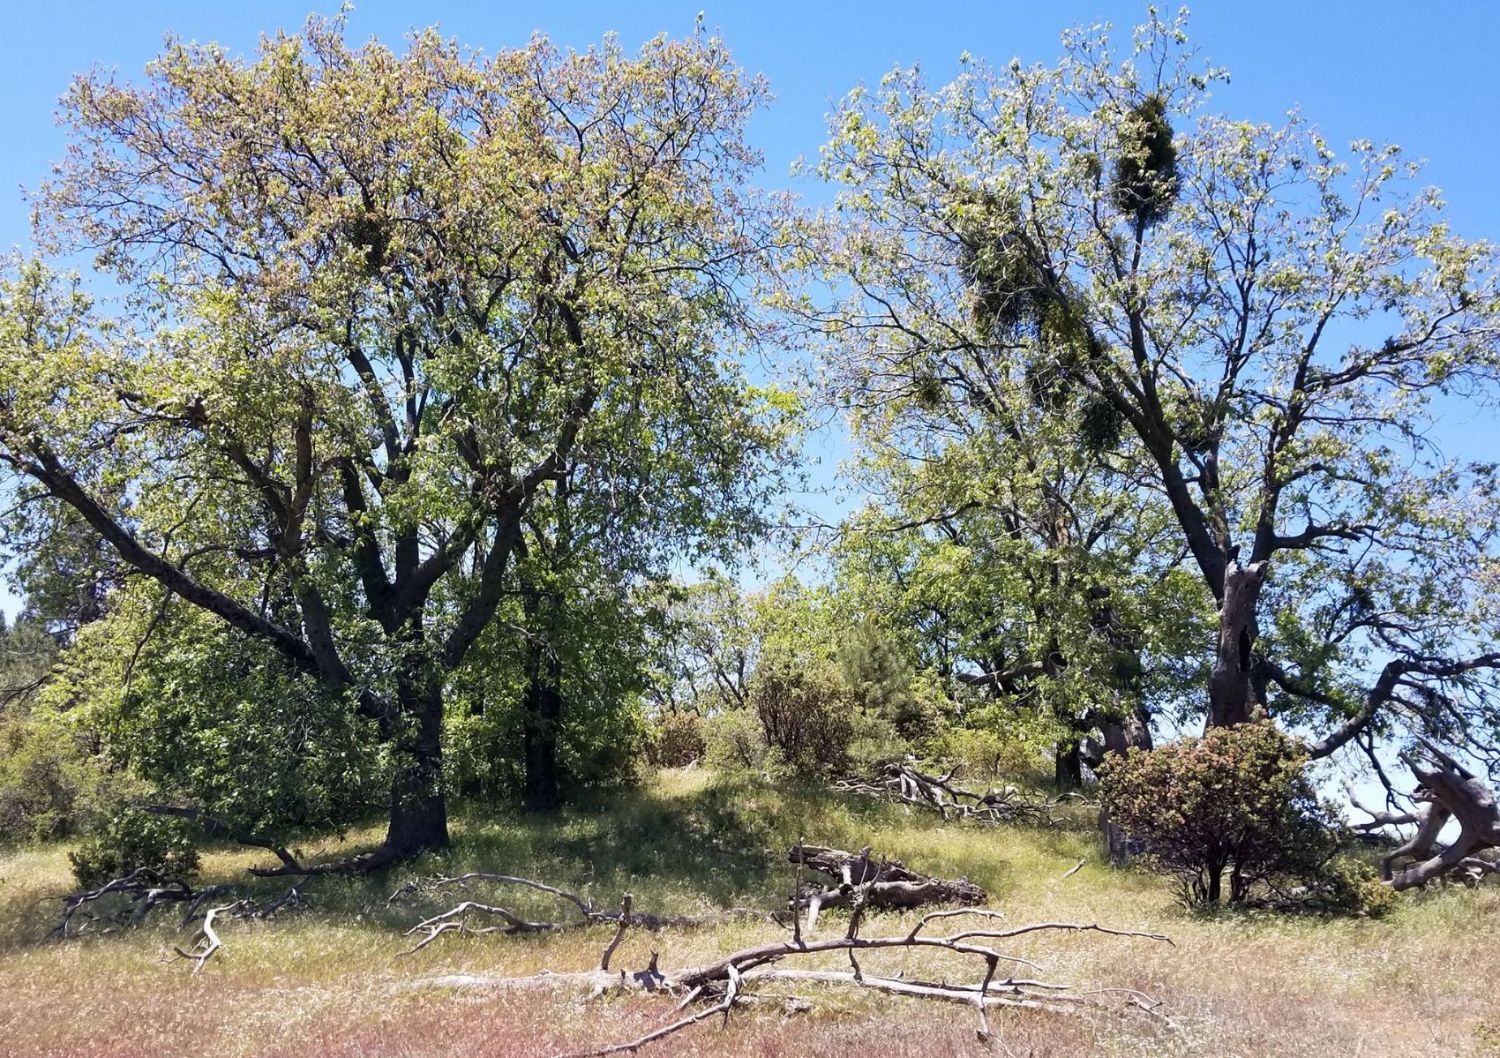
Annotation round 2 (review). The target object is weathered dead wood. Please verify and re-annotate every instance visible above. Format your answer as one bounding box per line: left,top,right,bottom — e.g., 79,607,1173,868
402,903,1173,1056
52,868,198,939
171,900,246,973
835,762,1062,827
52,870,304,974
395,873,768,954
169,885,303,970
1348,746,1500,891
787,844,985,929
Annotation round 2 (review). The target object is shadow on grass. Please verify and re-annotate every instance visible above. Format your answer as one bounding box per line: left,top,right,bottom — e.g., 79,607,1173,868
0,769,1124,947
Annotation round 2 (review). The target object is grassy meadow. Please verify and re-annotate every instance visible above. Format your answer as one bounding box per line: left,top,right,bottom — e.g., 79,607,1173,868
2,767,1497,1058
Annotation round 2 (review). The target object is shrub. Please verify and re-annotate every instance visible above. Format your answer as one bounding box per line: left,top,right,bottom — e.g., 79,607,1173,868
930,724,1052,786
1099,723,1339,907
69,807,200,887
752,660,855,776
1297,854,1398,918
703,708,769,772
0,705,120,845
645,710,707,767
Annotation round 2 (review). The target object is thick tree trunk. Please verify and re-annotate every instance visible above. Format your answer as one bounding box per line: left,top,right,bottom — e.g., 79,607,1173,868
523,648,563,812
1096,705,1153,864
1207,560,1268,727
1054,741,1083,790
383,678,450,857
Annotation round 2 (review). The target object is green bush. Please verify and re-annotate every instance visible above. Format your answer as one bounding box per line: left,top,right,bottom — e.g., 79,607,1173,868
752,660,855,776
0,706,119,845
929,723,1052,786
1299,854,1398,918
645,710,707,767
1099,723,1340,907
703,708,769,772
69,807,200,887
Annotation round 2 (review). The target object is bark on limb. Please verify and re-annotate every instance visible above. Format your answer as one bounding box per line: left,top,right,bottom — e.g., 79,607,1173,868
1355,749,1500,891
402,910,1172,1057
787,844,986,931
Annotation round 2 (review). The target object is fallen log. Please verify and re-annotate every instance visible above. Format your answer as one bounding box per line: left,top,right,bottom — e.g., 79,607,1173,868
787,844,985,928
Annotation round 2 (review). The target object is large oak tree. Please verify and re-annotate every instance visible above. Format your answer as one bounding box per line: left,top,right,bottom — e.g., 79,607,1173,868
792,12,1500,766
0,20,790,862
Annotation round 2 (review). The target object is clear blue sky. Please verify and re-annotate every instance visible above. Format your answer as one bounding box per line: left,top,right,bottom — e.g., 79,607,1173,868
2,1,1499,616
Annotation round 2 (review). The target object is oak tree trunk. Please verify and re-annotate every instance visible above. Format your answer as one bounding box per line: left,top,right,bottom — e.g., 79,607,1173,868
523,649,563,812
1096,705,1154,863
1055,741,1084,790
521,578,563,813
1208,560,1268,727
384,677,450,857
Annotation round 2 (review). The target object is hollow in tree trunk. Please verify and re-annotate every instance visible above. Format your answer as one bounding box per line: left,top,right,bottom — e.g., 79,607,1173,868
1207,560,1268,727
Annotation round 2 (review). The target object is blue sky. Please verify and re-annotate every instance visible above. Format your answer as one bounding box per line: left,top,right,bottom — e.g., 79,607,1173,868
2,1,1499,616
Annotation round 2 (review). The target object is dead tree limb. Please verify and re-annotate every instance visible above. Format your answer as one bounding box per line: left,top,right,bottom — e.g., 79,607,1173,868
597,895,632,972
52,868,197,939
171,900,245,973
788,844,985,930
835,762,1062,827
1385,751,1500,890
395,873,767,954
1350,749,1500,890
403,909,1172,1057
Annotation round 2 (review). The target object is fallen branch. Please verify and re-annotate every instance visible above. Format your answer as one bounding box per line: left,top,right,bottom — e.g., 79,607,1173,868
169,886,304,970
171,900,245,973
395,873,767,954
52,868,197,939
1379,749,1500,891
404,905,1172,1056
835,762,1063,827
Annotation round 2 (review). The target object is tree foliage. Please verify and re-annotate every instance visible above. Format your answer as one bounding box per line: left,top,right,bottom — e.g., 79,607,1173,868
0,20,794,859
788,10,1500,769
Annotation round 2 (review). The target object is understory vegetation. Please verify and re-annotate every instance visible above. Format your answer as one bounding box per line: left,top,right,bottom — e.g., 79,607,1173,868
2,768,1498,1058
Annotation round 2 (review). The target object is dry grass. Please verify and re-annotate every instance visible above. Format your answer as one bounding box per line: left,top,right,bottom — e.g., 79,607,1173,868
2,767,1498,1058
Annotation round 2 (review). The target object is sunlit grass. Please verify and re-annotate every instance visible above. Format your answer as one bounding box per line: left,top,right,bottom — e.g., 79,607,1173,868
2,767,1497,1057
